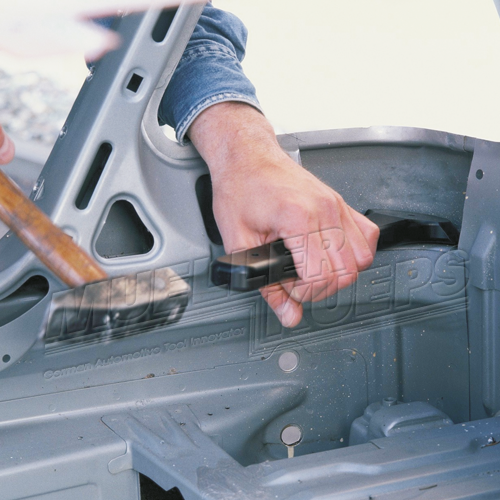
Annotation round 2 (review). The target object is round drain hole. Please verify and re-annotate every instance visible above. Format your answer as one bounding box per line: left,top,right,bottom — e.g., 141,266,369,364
278,351,299,372
2,354,11,363
281,424,302,447
476,169,484,180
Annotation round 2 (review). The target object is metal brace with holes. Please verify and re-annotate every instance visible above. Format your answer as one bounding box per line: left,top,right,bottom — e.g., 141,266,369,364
0,2,500,499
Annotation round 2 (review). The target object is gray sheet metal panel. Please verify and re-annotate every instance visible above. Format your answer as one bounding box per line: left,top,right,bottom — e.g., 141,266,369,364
0,2,488,498
459,139,500,419
103,407,500,500
0,128,474,497
0,126,473,498
349,400,454,445
0,245,469,415
0,414,138,500
293,131,471,230
3,403,499,500
0,3,207,371
279,126,473,152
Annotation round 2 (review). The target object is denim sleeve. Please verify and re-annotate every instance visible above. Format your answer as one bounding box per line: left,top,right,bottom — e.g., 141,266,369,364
158,2,262,145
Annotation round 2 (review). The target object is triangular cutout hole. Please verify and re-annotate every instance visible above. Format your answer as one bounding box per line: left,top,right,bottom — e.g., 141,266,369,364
96,200,154,259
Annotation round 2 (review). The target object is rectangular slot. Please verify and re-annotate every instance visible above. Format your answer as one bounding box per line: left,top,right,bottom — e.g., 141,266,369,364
152,8,177,42
75,142,112,210
126,73,143,93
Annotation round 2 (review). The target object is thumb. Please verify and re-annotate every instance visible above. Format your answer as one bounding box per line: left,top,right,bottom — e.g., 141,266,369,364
0,128,15,165
260,283,303,328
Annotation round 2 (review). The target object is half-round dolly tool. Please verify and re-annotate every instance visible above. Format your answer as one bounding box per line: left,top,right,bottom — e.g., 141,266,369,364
210,209,460,292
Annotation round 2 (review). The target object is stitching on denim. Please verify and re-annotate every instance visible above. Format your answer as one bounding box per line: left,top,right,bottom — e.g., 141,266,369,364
177,93,262,145
181,43,237,64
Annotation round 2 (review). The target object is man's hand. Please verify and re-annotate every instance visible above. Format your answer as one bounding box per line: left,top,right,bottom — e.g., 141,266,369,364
0,127,15,165
189,102,379,327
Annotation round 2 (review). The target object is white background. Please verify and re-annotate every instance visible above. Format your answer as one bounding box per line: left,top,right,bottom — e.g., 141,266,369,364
1,0,499,141
217,0,500,140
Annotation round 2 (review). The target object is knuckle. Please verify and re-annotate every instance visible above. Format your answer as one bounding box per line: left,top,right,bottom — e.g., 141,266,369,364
323,194,345,220
357,249,375,271
367,220,381,241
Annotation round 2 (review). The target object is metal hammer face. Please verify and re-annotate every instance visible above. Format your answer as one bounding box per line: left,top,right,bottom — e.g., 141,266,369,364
43,267,190,347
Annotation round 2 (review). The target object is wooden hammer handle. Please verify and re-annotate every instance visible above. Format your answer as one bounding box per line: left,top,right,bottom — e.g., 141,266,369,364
0,170,107,287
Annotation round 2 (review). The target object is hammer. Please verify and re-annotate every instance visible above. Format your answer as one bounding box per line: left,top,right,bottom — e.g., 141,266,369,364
0,169,189,344
0,169,107,287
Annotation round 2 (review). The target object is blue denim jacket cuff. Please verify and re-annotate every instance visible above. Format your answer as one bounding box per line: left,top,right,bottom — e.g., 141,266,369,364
159,42,262,145
177,92,262,145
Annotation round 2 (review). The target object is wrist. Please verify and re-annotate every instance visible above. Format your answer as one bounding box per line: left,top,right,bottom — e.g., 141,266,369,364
188,101,290,181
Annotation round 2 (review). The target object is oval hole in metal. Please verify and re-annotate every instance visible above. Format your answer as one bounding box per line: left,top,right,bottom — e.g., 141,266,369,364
75,142,112,210
152,8,178,42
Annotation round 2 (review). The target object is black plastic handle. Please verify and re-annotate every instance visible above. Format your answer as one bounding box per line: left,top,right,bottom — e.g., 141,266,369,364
210,209,459,292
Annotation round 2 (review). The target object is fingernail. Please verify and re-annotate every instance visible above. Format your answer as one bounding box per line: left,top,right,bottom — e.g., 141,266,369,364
276,301,297,328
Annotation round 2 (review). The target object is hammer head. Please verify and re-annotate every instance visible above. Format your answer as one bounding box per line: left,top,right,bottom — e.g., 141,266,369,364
43,266,189,348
